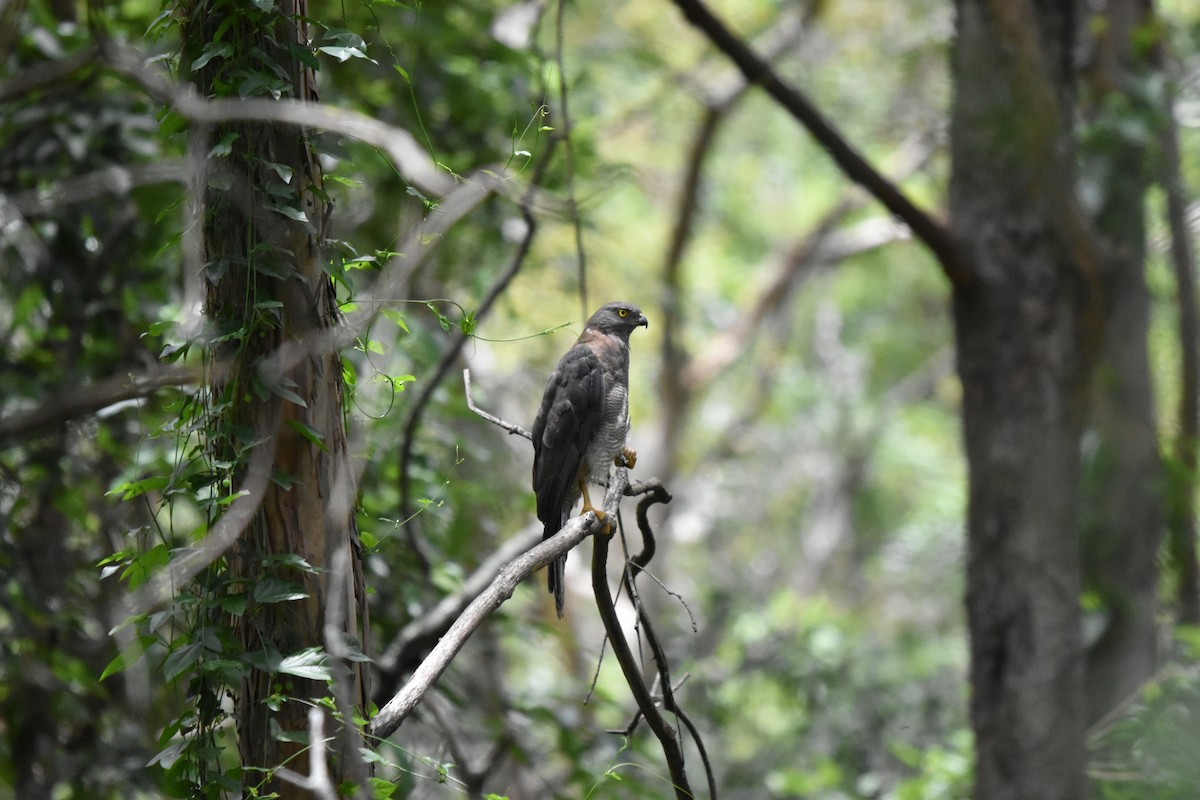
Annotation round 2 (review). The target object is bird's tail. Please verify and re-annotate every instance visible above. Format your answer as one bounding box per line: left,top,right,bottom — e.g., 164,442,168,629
547,554,565,618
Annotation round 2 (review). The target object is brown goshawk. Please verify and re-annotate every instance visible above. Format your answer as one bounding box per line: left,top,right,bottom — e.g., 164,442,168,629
532,301,649,617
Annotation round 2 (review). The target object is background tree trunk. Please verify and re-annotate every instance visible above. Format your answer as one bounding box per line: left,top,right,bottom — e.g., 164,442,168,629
1077,0,1163,726
950,2,1097,797
182,2,369,795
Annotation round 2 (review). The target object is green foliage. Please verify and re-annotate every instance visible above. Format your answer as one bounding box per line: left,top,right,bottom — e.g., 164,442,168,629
1090,650,1200,799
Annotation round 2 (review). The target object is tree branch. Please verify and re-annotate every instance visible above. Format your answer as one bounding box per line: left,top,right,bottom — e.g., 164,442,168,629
464,368,531,440
367,474,624,741
591,487,694,800
1160,75,1200,624
397,141,556,562
0,363,204,445
371,525,539,703
664,0,970,287
100,40,456,198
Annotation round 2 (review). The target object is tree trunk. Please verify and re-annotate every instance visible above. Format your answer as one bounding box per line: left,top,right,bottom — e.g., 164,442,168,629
182,2,369,795
1077,0,1163,726
950,2,1097,797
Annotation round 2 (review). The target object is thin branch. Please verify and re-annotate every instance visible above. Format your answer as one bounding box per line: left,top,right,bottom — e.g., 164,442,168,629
397,141,556,550
275,708,339,800
627,486,716,799
464,368,531,440
101,40,456,198
664,0,970,287
9,160,191,217
1161,76,1200,624
553,0,589,319
0,42,101,103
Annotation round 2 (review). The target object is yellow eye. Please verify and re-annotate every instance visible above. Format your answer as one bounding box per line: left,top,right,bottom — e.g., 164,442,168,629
618,308,628,317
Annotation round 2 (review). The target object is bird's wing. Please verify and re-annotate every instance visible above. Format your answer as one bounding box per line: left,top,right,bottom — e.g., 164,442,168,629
532,343,606,532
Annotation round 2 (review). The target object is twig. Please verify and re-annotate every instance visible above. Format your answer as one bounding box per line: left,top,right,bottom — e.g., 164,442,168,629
464,368,531,440
664,0,969,288
100,40,455,198
275,708,339,800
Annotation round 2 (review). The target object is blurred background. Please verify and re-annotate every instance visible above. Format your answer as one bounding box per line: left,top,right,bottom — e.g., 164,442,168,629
2,0,1199,798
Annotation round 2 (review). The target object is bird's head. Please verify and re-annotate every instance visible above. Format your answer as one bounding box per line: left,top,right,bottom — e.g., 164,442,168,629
585,302,649,338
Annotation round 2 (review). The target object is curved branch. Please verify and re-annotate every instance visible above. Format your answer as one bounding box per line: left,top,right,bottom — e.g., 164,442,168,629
397,142,556,546
464,368,531,440
592,488,694,800
664,0,970,287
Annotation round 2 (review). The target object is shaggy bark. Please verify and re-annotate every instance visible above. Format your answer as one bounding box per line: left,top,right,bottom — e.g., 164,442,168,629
182,2,369,795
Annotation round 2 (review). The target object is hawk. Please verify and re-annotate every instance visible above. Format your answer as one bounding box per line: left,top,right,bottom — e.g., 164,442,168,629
532,301,649,617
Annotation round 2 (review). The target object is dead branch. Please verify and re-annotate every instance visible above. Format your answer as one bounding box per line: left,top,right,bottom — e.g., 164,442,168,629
367,474,623,741
664,0,970,288
9,160,191,217
99,40,455,198
464,368,531,440
372,525,540,702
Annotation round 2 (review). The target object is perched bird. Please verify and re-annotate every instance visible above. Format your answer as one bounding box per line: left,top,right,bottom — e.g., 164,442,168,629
532,301,649,617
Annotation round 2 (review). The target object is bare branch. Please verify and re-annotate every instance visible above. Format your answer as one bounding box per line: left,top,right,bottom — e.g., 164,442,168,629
9,160,191,217
275,708,339,800
100,41,455,198
464,368,532,440
372,525,540,701
664,0,970,287
0,42,101,103
367,475,625,741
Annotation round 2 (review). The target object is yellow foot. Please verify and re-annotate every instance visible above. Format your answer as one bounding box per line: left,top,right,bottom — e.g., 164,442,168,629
617,447,638,469
579,481,609,529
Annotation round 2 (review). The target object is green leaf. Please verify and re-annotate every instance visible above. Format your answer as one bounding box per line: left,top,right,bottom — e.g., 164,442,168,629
319,45,376,64
147,739,189,770
278,647,331,681
162,642,203,681
261,552,324,573
268,203,309,223
191,41,233,71
108,475,169,501
382,308,410,333
268,381,308,408
221,594,248,616
286,418,328,452
208,131,240,158
254,576,309,604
